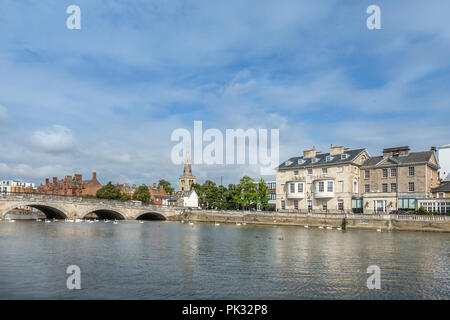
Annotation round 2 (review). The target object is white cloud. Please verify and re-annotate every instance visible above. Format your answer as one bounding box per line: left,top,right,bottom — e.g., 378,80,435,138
30,125,76,154
0,163,71,180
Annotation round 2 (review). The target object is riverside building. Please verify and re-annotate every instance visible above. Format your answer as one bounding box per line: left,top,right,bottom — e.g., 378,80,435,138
360,146,439,213
276,145,370,213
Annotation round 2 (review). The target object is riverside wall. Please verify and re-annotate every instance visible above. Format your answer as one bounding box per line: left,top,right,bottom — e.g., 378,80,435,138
178,210,450,232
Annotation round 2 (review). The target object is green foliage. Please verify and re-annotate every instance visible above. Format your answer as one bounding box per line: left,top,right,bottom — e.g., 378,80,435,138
257,178,269,209
133,185,151,204
192,177,272,211
234,176,258,210
158,179,174,194
119,192,130,202
96,182,123,200
417,206,426,215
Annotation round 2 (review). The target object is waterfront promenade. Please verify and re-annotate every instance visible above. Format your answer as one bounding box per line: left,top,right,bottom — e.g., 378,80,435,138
183,210,450,232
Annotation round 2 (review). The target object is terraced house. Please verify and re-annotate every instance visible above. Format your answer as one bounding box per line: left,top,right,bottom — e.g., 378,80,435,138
360,146,440,213
276,145,370,213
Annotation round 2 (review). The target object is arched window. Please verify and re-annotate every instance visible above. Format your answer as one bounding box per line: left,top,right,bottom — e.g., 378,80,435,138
353,180,358,193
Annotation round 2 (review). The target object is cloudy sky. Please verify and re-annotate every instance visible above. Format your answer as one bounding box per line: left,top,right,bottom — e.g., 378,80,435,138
0,0,449,188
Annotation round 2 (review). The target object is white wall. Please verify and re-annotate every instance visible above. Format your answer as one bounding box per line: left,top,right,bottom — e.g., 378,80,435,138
183,191,198,207
438,146,450,180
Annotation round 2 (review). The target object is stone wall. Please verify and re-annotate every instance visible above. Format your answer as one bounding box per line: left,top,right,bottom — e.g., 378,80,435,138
184,210,450,232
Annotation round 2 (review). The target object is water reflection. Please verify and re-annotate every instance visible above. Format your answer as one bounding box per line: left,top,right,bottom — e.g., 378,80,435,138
0,220,448,299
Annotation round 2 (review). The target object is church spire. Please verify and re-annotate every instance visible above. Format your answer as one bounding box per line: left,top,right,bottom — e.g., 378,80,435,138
179,148,196,191
183,149,192,176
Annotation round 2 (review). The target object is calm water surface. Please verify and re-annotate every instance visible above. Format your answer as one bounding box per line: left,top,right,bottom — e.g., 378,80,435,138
0,220,449,299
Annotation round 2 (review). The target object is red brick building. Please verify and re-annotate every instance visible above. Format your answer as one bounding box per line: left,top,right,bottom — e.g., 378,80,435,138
148,183,168,205
37,172,102,196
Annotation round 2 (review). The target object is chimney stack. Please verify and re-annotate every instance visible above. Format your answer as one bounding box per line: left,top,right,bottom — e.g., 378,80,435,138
92,172,97,180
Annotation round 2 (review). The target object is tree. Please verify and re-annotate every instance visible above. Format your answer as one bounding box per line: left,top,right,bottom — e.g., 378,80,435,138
234,176,258,210
96,182,122,200
158,179,174,194
257,179,269,210
133,185,151,204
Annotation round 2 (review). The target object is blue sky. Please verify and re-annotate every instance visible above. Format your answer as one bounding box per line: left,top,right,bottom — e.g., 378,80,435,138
0,0,449,188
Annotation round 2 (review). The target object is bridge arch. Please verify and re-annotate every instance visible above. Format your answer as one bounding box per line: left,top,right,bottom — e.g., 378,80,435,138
80,208,126,220
1,203,68,219
136,212,167,221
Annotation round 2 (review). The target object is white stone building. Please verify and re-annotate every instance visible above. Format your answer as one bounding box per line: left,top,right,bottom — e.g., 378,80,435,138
176,190,199,208
438,144,450,181
0,180,36,193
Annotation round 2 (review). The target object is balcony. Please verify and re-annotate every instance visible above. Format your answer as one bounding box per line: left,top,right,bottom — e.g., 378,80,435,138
313,191,334,198
287,192,305,199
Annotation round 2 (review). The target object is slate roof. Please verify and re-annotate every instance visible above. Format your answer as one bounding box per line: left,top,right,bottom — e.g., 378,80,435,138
278,148,366,170
361,151,436,168
431,182,450,193
176,190,195,197
445,174,450,182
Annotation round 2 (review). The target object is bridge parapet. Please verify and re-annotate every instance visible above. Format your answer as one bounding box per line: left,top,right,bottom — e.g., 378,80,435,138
0,193,187,219
0,192,186,211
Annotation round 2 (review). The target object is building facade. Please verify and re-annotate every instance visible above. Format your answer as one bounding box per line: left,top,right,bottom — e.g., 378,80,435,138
276,145,370,213
179,150,196,191
360,146,440,213
0,180,36,193
176,190,199,208
430,181,450,199
438,144,450,181
37,172,102,196
266,180,276,205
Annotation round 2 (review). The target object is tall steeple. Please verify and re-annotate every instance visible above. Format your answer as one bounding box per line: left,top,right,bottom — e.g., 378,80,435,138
183,149,192,176
179,149,196,191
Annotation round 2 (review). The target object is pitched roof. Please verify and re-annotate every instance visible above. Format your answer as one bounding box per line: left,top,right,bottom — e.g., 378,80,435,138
176,190,195,197
361,151,436,168
278,148,366,170
431,182,450,193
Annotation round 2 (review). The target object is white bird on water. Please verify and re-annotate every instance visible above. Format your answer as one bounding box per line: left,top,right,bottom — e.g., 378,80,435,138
236,223,241,226
326,226,332,230
318,226,324,229
304,225,309,228
337,227,342,231
189,222,194,226
215,223,220,226
376,228,382,232
139,221,144,224
9,219,16,223
113,221,118,225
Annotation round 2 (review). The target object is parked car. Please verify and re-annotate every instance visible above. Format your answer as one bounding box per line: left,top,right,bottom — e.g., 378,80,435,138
389,210,409,215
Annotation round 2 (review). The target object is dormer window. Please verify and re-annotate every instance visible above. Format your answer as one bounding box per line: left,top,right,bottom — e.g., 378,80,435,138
298,159,305,165
326,155,332,162
311,158,319,164
285,160,293,166
341,154,349,160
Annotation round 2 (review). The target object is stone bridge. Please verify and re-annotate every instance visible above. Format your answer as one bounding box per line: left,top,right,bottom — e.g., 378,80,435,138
0,193,185,220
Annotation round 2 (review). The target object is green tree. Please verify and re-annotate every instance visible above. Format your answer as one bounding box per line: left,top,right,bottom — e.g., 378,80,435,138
234,176,258,210
257,179,269,210
96,182,122,200
225,184,239,210
203,180,219,209
158,179,174,194
133,185,151,204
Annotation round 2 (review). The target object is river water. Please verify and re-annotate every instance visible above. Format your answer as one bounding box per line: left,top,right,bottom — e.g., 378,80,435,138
0,220,448,299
